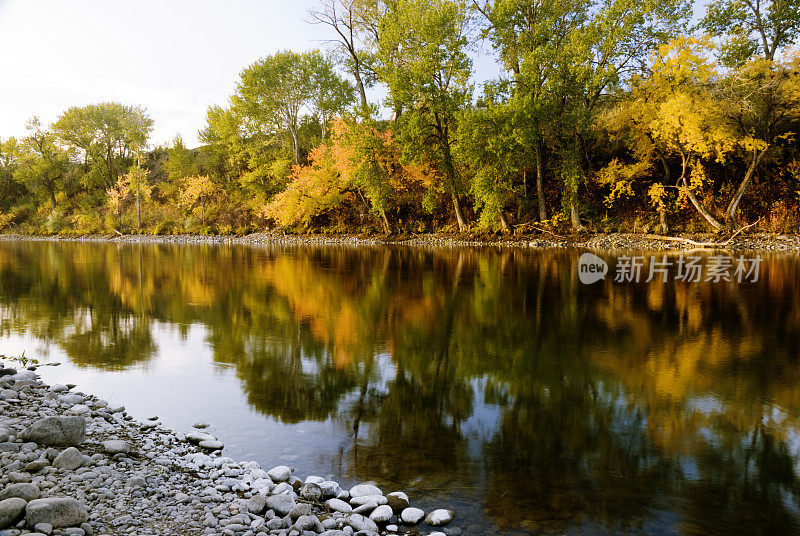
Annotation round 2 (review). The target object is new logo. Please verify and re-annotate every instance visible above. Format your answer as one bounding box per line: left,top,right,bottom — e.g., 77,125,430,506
578,252,608,284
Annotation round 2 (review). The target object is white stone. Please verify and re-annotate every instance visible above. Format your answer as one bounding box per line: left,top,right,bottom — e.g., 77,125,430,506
349,483,382,497
267,465,292,482
400,507,425,525
369,504,393,523
325,498,352,513
424,509,454,526
350,494,387,506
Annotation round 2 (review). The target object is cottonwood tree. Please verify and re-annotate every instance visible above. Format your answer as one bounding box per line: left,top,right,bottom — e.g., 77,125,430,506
16,117,69,211
53,103,152,190
234,50,353,165
375,0,473,230
455,93,520,232
308,0,376,111
473,0,589,223
703,0,800,66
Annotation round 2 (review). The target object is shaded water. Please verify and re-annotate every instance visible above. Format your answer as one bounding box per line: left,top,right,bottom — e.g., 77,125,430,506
1,240,800,535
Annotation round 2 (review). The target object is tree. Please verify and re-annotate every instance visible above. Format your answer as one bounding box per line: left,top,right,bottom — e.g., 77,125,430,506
234,50,352,165
308,52,356,139
0,137,24,212
179,175,221,227
715,57,800,227
702,0,800,66
107,165,152,232
16,117,69,211
53,102,153,190
474,0,589,222
601,37,800,230
164,135,200,185
265,143,345,227
555,0,690,229
455,97,520,232
332,117,403,233
375,0,473,230
308,0,375,110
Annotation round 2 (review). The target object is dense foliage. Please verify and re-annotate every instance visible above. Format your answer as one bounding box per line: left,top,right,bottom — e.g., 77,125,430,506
3,0,800,235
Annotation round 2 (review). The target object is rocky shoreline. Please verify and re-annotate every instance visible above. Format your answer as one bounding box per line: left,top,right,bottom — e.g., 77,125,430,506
0,359,458,536
4,231,800,251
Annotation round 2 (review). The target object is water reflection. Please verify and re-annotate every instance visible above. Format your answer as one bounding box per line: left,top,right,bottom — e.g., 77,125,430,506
1,240,800,535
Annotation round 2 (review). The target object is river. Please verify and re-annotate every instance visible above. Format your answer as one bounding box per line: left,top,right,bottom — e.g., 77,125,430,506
1,240,799,535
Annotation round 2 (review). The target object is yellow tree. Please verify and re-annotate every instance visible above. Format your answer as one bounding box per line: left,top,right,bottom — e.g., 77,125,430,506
107,165,152,232
264,144,345,228
602,38,742,230
604,37,800,230
179,175,220,228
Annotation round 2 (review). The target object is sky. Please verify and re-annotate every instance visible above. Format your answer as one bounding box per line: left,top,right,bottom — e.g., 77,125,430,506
0,0,498,148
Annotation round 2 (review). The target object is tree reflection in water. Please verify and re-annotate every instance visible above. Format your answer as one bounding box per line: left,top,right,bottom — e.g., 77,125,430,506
1,240,799,535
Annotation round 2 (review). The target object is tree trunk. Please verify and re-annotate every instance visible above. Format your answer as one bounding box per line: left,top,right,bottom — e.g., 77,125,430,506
136,191,141,233
49,188,57,211
499,211,513,234
354,69,368,112
534,141,548,222
451,192,467,231
379,207,392,235
678,154,724,230
290,128,300,165
656,150,670,233
659,209,668,234
570,201,584,231
725,148,766,230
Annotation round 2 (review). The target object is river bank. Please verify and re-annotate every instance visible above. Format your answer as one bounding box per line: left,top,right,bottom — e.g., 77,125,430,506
3,230,800,251
0,358,458,536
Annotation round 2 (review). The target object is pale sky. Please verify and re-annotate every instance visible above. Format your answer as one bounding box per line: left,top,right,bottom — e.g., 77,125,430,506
0,0,498,148
0,0,330,147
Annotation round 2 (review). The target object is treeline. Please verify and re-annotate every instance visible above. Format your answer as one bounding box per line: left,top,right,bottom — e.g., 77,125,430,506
2,0,800,236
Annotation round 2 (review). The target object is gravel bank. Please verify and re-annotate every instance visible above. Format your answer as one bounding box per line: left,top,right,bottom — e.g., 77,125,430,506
3,231,800,252
0,360,458,536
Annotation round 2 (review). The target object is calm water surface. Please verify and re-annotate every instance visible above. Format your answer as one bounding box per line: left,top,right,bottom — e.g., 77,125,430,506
1,241,800,535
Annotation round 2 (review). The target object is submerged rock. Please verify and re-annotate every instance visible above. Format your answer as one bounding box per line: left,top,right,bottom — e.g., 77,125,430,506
386,491,409,513
401,507,425,525
425,508,455,526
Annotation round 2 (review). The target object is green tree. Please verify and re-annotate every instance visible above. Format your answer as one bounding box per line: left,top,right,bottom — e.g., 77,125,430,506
308,0,376,111
308,52,356,139
0,137,25,212
375,0,473,230
16,117,69,211
702,0,800,66
474,0,588,223
234,50,352,165
164,135,200,185
455,96,519,232
53,102,153,191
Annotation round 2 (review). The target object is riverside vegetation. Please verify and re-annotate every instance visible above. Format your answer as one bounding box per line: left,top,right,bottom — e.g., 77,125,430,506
0,359,458,536
4,0,800,237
